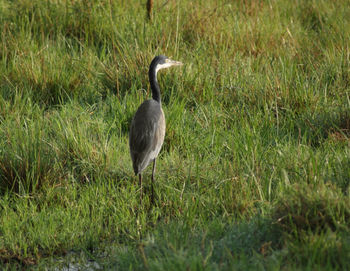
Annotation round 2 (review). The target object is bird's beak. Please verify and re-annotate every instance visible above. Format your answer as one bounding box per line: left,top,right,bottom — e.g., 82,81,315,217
166,59,183,66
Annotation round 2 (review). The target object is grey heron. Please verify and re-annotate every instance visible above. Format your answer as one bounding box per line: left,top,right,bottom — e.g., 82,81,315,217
129,55,183,204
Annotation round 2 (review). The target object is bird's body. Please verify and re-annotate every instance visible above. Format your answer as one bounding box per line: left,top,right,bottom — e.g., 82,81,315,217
129,99,165,175
129,55,182,204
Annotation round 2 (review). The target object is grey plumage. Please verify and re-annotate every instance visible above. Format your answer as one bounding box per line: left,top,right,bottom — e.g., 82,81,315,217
129,55,182,204
129,99,165,175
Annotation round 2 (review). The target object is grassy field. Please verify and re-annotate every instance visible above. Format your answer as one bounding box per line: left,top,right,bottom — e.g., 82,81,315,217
0,0,349,269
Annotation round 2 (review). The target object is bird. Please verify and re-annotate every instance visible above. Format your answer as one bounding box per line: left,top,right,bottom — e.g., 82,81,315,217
129,55,183,204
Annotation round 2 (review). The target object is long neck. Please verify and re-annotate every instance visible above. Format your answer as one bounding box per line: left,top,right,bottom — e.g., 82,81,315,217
149,66,161,103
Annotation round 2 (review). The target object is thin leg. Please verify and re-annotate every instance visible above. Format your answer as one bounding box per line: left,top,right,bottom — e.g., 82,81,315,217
151,159,156,204
139,174,142,204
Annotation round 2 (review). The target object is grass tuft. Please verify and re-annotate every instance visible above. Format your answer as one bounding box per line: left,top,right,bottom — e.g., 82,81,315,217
273,183,350,233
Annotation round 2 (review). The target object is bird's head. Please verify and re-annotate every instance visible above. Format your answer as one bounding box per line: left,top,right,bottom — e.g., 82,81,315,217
150,55,183,74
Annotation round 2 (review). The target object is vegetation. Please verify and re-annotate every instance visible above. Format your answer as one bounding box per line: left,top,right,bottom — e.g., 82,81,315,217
0,0,349,269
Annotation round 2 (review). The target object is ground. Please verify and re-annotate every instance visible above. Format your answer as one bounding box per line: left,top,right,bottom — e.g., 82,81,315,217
0,0,349,270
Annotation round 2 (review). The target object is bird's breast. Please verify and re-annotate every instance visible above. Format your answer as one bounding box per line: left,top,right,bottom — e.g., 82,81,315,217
150,108,165,159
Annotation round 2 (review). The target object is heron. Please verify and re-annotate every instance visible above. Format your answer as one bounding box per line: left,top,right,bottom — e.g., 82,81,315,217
129,55,183,204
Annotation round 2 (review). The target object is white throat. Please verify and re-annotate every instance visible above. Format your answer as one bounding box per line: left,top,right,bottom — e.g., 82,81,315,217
155,62,175,74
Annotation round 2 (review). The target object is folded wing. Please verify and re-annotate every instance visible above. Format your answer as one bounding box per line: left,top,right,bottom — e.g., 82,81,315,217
129,99,165,175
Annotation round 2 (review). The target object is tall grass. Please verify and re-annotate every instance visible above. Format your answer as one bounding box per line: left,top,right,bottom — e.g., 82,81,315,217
0,0,349,269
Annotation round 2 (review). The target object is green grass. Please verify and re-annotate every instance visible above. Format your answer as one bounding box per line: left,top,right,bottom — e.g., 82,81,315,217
0,0,349,269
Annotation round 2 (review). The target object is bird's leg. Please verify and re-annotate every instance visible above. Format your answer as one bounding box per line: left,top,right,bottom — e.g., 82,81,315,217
139,174,143,204
151,159,156,204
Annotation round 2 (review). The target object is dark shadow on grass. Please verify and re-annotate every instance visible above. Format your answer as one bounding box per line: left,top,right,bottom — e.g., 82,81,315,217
304,109,350,146
271,183,350,269
97,217,283,270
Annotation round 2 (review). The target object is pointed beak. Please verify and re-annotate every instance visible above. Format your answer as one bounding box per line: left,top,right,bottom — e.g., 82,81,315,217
167,59,183,66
